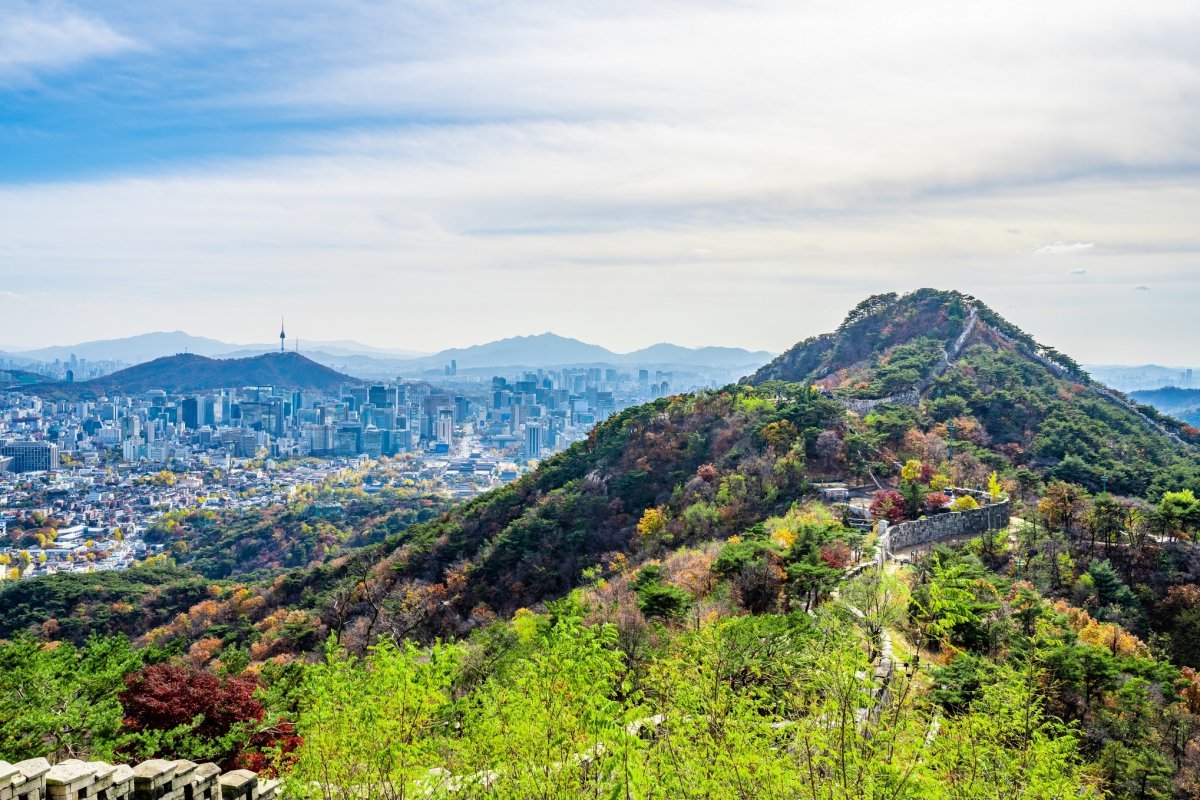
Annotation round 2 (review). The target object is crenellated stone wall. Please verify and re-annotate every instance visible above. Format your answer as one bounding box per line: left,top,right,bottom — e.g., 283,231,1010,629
0,759,279,800
887,498,1011,551
832,306,979,415
836,389,921,414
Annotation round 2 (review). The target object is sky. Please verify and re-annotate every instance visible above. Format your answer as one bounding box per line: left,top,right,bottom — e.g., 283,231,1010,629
1,0,1198,362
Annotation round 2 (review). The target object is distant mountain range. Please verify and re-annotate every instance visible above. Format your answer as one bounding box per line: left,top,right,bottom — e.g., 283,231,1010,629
394,333,773,372
1085,364,1198,392
15,352,359,399
1130,387,1200,427
1,331,774,375
0,331,427,365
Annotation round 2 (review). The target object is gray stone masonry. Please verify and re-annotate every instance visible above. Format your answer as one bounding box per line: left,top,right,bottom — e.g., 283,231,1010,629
12,759,50,800
888,498,1011,551
216,771,256,800
0,762,278,800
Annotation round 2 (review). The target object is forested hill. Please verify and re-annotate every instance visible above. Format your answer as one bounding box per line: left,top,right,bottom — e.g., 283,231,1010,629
6,290,1200,656
8,290,1200,796
749,288,1087,388
751,288,1199,494
13,351,358,399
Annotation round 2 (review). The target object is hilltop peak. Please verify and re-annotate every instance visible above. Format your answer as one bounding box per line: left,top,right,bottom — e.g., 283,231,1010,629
17,350,359,399
750,288,1084,391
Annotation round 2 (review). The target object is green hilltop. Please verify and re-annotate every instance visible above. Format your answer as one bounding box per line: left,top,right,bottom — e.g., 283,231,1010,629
4,289,1200,798
11,351,359,400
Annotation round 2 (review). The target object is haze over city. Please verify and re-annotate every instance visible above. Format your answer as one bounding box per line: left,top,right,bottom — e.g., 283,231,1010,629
2,0,1199,360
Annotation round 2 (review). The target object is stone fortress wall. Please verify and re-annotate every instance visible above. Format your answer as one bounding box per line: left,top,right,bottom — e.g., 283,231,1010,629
886,494,1011,551
0,758,279,800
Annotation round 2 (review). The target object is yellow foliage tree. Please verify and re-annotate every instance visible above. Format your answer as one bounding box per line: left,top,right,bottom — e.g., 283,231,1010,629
988,471,1004,501
637,506,670,545
950,495,979,512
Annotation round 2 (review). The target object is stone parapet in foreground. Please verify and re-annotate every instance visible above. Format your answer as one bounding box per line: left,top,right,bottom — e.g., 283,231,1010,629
0,759,280,800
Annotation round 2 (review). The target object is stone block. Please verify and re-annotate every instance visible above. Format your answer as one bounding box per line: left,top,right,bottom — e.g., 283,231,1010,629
0,764,21,790
216,772,256,800
106,764,134,800
188,764,219,800
45,763,97,800
166,763,197,800
132,761,178,800
13,762,50,784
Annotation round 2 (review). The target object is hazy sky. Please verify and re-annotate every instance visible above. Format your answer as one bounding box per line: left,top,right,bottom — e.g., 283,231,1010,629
1,0,1198,362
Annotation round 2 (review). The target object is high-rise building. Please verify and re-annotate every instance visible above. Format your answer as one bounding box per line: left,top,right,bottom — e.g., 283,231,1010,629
345,386,370,411
202,395,223,426
0,440,60,472
436,408,454,445
368,385,394,408
362,428,384,457
120,415,141,443
181,398,200,429
524,424,542,459
454,396,471,423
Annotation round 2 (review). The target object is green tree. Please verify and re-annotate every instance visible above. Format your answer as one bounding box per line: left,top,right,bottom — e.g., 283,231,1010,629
1155,489,1199,542
0,635,142,761
287,636,460,800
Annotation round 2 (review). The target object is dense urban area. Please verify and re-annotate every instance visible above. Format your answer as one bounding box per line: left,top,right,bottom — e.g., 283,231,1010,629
0,349,710,582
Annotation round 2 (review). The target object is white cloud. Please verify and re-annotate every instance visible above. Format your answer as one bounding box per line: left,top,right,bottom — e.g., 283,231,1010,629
0,2,134,81
2,0,1200,359
1036,242,1096,255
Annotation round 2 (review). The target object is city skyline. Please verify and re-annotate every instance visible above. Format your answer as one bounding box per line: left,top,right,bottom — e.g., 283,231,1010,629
2,0,1199,361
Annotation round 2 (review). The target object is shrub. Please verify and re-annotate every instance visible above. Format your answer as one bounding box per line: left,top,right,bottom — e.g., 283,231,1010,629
925,492,951,512
712,537,777,579
950,495,979,512
635,581,691,620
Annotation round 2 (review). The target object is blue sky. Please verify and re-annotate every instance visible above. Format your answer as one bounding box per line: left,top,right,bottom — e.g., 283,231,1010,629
1,0,1199,361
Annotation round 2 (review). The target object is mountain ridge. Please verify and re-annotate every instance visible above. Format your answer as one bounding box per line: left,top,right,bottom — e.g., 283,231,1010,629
5,331,428,365
11,352,360,399
4,330,774,373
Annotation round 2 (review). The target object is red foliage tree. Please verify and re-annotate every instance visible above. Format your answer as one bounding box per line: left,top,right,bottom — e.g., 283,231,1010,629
120,663,263,740
819,541,853,570
870,490,907,524
232,721,303,775
925,492,952,512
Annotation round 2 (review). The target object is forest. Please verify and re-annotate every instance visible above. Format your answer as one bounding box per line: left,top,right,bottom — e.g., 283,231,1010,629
4,289,1200,797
